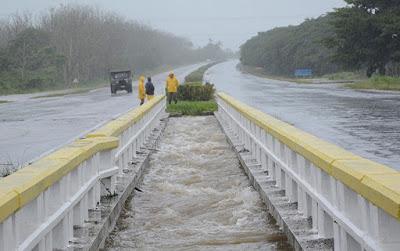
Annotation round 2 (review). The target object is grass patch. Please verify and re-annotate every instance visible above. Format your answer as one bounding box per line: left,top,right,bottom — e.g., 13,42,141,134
166,101,217,116
239,64,313,84
0,77,108,96
0,100,10,104
346,76,400,91
184,62,220,83
323,72,365,81
241,64,364,84
32,88,92,99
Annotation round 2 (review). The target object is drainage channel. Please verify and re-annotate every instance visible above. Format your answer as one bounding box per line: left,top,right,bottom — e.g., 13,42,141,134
104,116,292,250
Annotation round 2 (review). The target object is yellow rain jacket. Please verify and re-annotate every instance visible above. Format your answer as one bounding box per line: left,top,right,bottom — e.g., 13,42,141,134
138,76,146,99
166,73,179,93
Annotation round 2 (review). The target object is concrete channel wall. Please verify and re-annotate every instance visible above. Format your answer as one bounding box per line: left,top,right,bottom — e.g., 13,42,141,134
0,96,166,251
216,93,400,251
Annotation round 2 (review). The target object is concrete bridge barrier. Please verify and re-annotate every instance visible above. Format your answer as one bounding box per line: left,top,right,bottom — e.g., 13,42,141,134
0,96,166,251
216,93,400,251
2,90,399,251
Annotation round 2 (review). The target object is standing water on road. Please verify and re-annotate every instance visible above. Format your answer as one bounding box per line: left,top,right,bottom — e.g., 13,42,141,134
0,63,205,174
105,116,291,250
206,60,400,170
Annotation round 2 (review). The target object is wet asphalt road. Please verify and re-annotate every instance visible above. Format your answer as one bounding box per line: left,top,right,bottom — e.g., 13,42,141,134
0,63,204,168
206,60,400,170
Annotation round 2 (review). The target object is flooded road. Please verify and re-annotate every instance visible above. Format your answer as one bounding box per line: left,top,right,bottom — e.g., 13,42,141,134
206,60,400,170
0,63,204,172
105,116,290,250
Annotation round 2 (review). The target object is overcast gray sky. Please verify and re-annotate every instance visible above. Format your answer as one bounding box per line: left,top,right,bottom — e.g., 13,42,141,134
1,0,346,49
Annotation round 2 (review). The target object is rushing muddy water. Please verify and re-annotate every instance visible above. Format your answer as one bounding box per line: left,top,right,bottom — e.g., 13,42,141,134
105,116,291,250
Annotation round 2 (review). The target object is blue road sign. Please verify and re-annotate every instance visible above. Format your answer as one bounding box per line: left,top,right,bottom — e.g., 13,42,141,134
295,69,313,77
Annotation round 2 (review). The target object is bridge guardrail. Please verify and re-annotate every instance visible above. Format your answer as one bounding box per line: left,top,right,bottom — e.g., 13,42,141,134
217,92,400,251
0,95,166,251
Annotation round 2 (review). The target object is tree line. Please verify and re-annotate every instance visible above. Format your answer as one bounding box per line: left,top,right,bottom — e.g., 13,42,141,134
0,5,231,94
240,15,340,76
240,0,400,77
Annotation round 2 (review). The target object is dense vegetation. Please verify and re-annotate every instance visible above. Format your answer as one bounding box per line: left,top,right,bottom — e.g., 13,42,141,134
0,5,230,94
240,0,400,79
327,0,400,77
167,64,217,115
240,15,340,77
178,62,218,101
166,101,217,116
177,82,215,101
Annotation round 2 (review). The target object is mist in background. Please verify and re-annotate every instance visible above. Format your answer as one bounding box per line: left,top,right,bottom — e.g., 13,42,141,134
1,0,346,49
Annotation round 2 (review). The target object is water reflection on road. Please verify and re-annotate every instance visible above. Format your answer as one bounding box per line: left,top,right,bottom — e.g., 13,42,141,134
206,60,400,170
0,63,204,169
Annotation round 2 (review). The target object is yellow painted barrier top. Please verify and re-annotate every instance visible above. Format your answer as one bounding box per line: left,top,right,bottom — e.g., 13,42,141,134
218,92,400,220
0,137,118,222
0,95,165,223
87,95,165,138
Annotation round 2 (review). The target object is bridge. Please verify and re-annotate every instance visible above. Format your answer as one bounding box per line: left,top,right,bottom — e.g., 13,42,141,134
0,94,399,251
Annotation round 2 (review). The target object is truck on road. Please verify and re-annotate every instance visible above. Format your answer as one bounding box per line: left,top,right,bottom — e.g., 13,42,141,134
110,70,132,94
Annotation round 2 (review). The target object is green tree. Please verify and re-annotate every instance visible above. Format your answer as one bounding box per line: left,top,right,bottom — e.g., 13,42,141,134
0,27,65,90
240,15,340,76
328,0,400,77
7,27,64,81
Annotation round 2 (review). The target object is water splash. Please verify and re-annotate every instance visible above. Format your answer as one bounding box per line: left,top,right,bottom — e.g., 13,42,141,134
105,116,291,250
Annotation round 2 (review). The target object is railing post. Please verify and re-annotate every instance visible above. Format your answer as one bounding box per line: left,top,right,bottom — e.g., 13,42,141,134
0,217,15,251
100,150,116,196
371,204,400,250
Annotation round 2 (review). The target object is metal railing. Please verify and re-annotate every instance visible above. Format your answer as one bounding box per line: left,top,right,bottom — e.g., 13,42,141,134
216,93,400,251
0,96,166,251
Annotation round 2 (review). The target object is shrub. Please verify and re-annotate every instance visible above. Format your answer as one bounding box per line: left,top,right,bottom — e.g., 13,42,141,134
177,82,215,101
166,101,217,116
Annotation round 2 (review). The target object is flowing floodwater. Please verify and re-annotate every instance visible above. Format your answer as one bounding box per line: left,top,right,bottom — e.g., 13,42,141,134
206,60,400,170
105,116,291,250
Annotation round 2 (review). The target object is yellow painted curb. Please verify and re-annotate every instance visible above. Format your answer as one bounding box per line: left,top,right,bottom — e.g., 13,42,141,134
0,137,119,223
0,95,165,223
87,95,165,138
218,92,400,220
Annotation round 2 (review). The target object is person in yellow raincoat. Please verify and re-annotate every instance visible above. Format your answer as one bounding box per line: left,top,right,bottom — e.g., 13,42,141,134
165,72,179,104
138,75,146,105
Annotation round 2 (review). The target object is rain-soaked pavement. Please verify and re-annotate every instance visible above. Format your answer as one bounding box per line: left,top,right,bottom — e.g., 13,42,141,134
105,116,290,251
206,60,400,170
0,63,205,172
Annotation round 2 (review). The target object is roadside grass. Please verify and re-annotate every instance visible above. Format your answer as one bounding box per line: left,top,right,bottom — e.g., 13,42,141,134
166,100,217,116
184,61,220,83
239,64,313,84
32,88,92,99
346,76,400,91
0,100,10,104
0,77,108,96
240,64,365,84
323,72,365,81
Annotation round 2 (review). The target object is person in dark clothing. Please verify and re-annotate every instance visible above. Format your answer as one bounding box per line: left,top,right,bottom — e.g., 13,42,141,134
145,77,155,101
